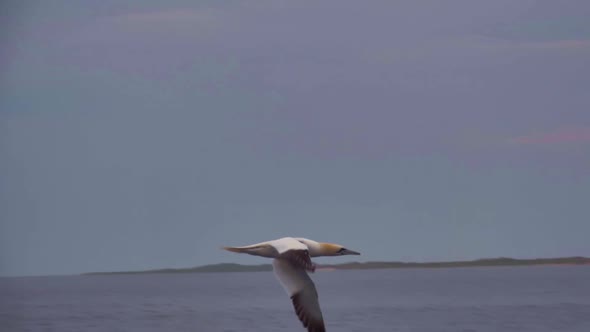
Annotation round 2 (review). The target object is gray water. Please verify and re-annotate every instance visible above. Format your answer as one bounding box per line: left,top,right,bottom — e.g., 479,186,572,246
1,265,590,332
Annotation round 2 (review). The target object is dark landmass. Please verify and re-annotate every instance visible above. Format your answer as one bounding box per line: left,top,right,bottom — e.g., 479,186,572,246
84,256,590,275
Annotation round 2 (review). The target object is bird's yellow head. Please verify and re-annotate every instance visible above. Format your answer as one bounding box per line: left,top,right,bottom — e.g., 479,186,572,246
319,243,361,256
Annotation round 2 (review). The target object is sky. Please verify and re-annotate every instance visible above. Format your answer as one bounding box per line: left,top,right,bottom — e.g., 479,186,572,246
1,0,589,277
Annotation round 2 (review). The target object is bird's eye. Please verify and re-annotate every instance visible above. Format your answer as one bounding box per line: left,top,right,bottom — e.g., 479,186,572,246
337,248,346,254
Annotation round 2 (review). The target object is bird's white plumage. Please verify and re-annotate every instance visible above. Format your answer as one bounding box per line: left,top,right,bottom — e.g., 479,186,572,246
269,237,309,255
294,238,322,257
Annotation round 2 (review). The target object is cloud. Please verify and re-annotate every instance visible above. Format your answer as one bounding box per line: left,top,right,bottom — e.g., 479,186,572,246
510,127,590,145
471,35,590,52
511,39,590,50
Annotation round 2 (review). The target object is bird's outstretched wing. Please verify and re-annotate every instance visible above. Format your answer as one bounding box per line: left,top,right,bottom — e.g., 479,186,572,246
223,237,312,263
273,258,326,332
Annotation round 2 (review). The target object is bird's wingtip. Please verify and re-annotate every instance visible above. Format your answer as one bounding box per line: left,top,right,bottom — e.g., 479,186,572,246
222,246,243,253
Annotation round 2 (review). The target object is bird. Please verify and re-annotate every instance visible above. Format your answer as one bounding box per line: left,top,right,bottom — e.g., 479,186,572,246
223,237,360,332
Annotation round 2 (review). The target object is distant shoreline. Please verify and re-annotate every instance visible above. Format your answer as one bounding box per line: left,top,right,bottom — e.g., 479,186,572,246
83,256,590,276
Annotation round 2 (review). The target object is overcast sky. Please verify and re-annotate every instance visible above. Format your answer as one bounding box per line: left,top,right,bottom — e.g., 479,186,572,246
1,0,589,276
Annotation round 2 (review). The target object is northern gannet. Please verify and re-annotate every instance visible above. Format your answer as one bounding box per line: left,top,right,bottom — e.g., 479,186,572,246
223,237,360,332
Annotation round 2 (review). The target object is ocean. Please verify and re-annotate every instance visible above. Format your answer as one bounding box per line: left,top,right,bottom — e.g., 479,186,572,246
1,265,589,331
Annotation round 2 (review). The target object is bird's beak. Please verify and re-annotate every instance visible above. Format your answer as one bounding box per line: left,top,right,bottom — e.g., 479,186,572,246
341,249,361,255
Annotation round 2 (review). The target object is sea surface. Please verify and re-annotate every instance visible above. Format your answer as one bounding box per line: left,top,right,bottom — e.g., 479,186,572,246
1,265,589,331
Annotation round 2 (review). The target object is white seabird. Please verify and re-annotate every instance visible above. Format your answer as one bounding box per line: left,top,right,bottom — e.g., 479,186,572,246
223,237,360,332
